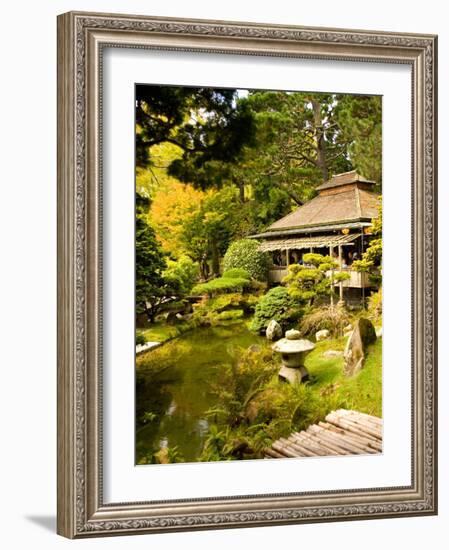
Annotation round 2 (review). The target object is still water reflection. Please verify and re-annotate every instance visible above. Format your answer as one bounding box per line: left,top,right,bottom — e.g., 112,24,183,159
136,323,264,464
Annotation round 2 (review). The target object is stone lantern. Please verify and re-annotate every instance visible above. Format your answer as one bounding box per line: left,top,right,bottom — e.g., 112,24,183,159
272,329,315,384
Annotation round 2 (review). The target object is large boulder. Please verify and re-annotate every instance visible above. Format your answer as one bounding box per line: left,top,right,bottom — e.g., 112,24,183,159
266,319,283,341
344,318,377,376
316,329,330,341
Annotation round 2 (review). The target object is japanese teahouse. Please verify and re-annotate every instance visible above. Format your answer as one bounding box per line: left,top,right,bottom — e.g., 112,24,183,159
250,170,381,300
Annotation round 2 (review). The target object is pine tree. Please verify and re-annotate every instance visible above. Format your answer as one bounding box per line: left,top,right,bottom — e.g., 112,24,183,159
135,214,167,323
335,94,382,186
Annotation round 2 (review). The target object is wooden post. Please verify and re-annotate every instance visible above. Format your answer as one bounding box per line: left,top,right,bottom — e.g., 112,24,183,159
361,232,366,308
286,248,290,268
329,245,334,308
338,245,344,305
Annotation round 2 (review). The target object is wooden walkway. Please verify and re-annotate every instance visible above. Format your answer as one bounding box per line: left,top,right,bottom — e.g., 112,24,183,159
264,409,382,459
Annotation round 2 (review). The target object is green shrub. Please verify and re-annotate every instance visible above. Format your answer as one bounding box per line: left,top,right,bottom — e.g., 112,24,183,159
249,286,301,333
190,306,216,327
163,255,198,296
217,309,244,321
222,268,251,279
223,239,270,281
136,331,147,346
207,293,243,312
299,306,350,338
367,288,382,321
283,253,341,305
192,276,251,297
241,294,259,313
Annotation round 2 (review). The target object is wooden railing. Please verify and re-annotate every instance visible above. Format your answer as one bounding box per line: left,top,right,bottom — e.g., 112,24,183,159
268,266,373,288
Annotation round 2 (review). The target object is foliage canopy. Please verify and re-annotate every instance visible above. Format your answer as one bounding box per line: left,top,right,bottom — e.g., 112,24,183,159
249,286,300,333
223,239,270,282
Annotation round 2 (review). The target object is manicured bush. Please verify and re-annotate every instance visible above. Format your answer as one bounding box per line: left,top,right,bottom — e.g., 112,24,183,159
136,331,147,346
222,268,251,280
223,239,270,281
283,253,350,306
217,309,244,321
192,276,251,297
249,286,301,333
299,306,350,338
207,293,244,312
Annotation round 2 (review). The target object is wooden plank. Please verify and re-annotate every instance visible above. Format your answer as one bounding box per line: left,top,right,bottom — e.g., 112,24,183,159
305,427,351,455
332,410,383,437
272,441,298,458
298,432,343,456
321,427,376,454
338,409,383,427
278,437,316,458
266,410,383,459
319,422,381,453
318,421,376,448
307,425,363,454
327,417,380,441
337,416,382,440
326,413,381,441
308,424,370,454
288,433,334,457
264,447,286,459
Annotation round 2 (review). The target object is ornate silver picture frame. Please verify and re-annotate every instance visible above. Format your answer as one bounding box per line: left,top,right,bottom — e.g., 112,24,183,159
57,11,437,538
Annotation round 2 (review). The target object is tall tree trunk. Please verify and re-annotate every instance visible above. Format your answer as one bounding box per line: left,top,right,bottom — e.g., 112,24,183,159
200,254,209,281
232,175,246,203
211,240,220,276
312,99,329,182
144,303,156,324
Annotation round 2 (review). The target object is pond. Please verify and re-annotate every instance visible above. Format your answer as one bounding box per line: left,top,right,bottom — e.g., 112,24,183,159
136,322,265,464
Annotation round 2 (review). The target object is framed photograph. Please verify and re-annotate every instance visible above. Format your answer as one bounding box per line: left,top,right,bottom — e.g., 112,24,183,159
57,11,438,538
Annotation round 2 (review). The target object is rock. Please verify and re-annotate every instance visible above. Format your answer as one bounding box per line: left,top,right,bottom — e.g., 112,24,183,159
344,318,377,376
316,329,330,341
175,312,184,320
285,329,301,340
376,326,382,338
266,319,283,341
323,350,343,358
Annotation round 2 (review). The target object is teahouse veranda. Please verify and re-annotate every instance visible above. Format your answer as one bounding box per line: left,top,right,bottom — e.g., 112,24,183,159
250,170,380,302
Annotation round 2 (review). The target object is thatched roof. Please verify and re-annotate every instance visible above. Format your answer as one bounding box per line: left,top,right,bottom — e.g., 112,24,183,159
265,171,380,233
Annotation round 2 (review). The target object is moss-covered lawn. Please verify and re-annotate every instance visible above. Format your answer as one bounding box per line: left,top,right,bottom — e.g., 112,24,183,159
139,322,191,343
305,336,382,418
